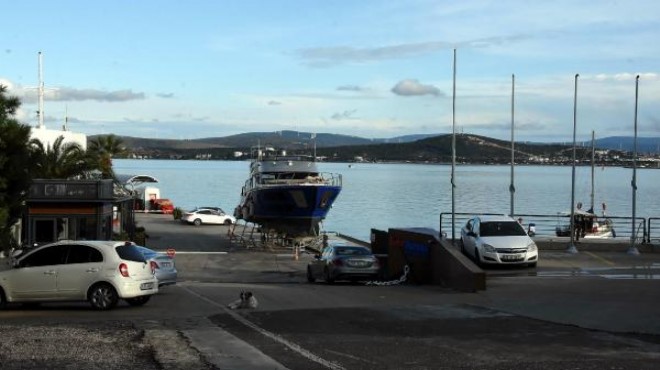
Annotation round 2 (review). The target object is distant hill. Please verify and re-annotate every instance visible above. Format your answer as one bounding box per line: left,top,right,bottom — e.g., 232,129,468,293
89,131,660,161
591,136,660,154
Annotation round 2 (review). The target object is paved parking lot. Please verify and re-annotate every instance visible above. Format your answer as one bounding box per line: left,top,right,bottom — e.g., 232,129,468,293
2,213,660,369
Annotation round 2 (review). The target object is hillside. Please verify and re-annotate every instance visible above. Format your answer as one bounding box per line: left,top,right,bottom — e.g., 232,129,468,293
100,131,637,164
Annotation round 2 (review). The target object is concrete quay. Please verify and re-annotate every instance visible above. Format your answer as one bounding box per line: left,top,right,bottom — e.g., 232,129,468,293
1,213,658,369
135,213,660,369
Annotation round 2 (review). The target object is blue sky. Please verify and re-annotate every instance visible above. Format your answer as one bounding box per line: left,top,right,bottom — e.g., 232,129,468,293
2,0,659,142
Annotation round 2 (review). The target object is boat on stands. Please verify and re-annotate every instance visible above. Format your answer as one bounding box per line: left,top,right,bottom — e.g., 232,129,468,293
234,147,342,237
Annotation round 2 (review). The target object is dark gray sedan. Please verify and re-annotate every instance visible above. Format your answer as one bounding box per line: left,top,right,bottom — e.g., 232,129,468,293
307,245,380,283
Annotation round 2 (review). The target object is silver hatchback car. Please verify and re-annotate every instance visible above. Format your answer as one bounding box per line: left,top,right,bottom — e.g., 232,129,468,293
0,241,158,310
307,245,381,283
460,215,538,267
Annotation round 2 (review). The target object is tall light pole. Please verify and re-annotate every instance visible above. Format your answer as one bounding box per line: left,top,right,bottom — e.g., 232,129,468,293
509,74,515,218
450,49,457,241
628,75,641,255
567,74,579,254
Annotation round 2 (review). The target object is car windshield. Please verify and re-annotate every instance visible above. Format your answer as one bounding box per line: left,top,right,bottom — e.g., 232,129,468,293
115,243,148,263
480,221,527,237
335,247,371,256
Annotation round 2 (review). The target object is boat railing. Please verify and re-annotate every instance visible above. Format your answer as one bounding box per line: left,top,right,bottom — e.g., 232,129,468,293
439,212,650,243
258,172,342,187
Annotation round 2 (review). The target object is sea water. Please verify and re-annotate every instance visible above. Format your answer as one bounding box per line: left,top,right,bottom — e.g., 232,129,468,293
114,159,660,241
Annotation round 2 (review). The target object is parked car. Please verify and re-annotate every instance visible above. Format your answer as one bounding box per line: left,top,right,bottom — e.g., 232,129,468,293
307,245,380,283
135,246,177,287
460,215,538,267
0,241,158,310
181,208,236,226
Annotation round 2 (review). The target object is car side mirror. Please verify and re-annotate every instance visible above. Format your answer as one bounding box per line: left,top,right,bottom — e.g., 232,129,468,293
468,231,477,237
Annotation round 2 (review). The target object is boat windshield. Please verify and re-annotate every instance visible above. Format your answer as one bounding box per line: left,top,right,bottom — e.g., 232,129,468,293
480,221,527,237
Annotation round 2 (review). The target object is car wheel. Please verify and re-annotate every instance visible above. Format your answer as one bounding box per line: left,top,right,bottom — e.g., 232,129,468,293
224,219,232,225
88,283,118,310
0,288,6,309
324,267,335,284
125,295,151,306
306,267,315,283
528,262,537,268
193,219,202,226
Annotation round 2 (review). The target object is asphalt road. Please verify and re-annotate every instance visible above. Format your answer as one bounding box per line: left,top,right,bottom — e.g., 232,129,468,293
1,213,659,369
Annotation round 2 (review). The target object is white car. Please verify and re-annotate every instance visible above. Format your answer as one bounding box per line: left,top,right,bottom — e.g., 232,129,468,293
181,208,236,226
460,215,538,267
0,240,158,310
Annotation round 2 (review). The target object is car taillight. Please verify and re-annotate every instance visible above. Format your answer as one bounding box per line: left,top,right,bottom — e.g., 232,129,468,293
150,261,158,273
119,263,129,277
332,258,343,266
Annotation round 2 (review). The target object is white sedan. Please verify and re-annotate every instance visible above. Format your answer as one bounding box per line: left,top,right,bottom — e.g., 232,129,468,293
460,215,538,267
181,208,236,226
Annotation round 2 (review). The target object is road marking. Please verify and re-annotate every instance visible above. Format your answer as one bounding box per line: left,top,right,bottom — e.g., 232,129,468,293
181,286,346,370
584,251,616,266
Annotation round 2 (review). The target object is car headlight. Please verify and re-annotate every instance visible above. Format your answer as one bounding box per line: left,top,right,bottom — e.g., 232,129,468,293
482,244,496,253
527,242,538,253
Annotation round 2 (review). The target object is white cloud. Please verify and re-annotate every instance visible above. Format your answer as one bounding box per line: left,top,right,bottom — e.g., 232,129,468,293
391,79,442,97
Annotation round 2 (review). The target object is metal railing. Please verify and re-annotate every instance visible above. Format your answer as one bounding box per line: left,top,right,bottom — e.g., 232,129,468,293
440,212,649,243
648,218,660,244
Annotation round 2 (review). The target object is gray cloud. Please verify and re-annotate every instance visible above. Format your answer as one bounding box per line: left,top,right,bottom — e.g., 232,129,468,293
268,100,282,105
391,79,442,97
156,93,174,98
295,35,528,67
52,87,145,102
331,109,357,120
337,85,367,92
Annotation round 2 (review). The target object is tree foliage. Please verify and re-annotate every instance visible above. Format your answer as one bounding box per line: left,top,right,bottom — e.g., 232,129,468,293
88,134,127,179
0,85,34,251
31,136,96,179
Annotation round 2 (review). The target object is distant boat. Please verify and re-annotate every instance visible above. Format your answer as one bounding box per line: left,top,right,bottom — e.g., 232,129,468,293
555,209,615,239
557,131,615,239
234,147,342,237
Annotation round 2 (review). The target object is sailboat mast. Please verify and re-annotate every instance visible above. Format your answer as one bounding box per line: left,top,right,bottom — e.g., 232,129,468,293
590,130,595,212
450,48,457,241
568,74,579,253
38,51,45,129
509,74,515,218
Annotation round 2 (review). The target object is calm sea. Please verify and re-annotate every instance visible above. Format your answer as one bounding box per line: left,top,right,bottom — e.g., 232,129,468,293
114,159,660,241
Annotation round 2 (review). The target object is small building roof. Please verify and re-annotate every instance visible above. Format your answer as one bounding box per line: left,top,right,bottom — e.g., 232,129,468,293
116,174,159,186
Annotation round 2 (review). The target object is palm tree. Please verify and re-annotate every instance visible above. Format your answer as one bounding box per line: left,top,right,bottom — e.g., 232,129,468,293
1,85,33,252
87,134,127,179
31,136,95,179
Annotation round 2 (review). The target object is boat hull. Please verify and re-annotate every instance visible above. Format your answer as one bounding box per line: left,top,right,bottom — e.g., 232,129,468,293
237,185,341,236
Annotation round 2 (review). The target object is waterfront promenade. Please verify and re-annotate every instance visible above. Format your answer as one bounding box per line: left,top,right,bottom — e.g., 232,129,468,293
1,213,658,369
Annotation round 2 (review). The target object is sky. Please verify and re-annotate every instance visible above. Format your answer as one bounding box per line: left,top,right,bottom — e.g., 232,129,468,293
1,0,659,142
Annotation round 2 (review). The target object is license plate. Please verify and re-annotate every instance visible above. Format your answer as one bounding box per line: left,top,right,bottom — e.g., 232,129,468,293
349,260,368,267
140,282,154,290
501,254,522,261
161,262,171,268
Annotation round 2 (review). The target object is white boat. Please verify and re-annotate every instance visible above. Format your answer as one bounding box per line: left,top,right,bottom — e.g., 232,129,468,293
234,147,342,237
555,209,615,239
